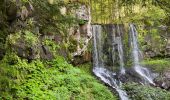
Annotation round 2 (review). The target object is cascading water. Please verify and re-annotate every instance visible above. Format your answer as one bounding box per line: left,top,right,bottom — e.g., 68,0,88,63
92,25,128,100
129,24,155,85
116,25,125,74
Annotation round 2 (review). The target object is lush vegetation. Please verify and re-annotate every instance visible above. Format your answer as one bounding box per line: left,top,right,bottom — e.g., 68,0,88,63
0,53,117,100
123,83,170,100
0,0,170,99
0,1,118,99
90,0,170,24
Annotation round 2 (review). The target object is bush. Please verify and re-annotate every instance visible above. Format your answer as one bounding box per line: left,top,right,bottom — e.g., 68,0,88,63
123,83,170,100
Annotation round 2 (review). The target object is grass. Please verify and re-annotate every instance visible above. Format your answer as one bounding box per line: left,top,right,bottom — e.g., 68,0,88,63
140,58,170,72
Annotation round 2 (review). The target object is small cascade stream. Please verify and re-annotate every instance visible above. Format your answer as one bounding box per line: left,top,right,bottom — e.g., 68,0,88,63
92,25,129,100
93,67,128,100
129,24,155,85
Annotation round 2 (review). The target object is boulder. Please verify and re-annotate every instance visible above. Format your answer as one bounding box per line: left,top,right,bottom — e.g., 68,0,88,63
154,69,170,90
40,45,53,60
11,40,40,60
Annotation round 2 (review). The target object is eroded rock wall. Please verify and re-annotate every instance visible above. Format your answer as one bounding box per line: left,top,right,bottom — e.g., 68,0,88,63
2,1,92,64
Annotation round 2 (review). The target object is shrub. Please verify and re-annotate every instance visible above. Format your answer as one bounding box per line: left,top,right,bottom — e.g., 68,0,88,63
123,82,170,100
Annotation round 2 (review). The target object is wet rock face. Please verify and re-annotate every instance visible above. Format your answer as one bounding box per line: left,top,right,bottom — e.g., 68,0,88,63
144,50,156,58
119,68,145,83
72,51,92,65
40,45,54,60
154,70,170,90
10,39,39,60
166,38,170,57
14,43,53,60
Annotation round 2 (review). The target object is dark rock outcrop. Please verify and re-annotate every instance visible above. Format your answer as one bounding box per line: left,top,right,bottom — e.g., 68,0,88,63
154,70,170,90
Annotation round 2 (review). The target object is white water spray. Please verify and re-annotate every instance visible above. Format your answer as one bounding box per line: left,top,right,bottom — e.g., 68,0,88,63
92,25,129,100
130,24,155,85
116,25,126,74
93,67,128,100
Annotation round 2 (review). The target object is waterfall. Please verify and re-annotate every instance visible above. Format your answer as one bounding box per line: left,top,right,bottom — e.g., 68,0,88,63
93,67,128,100
129,24,155,85
92,25,128,100
116,37,125,74
92,25,104,68
116,25,125,74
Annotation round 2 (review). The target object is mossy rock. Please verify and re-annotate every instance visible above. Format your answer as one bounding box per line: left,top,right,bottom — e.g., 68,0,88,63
5,31,41,60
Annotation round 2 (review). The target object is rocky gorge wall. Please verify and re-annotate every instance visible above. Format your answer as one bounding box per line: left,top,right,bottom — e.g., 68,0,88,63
0,1,92,65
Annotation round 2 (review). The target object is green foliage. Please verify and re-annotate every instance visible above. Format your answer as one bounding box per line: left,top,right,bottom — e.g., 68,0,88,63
0,1,117,99
43,38,60,54
0,54,117,100
30,0,78,34
0,0,83,59
24,31,39,46
0,53,21,98
129,6,165,25
0,30,8,50
123,82,170,100
138,28,166,53
130,7,167,55
78,19,88,25
6,30,39,48
68,37,78,52
141,58,170,72
91,0,170,24
6,32,21,45
77,63,93,75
